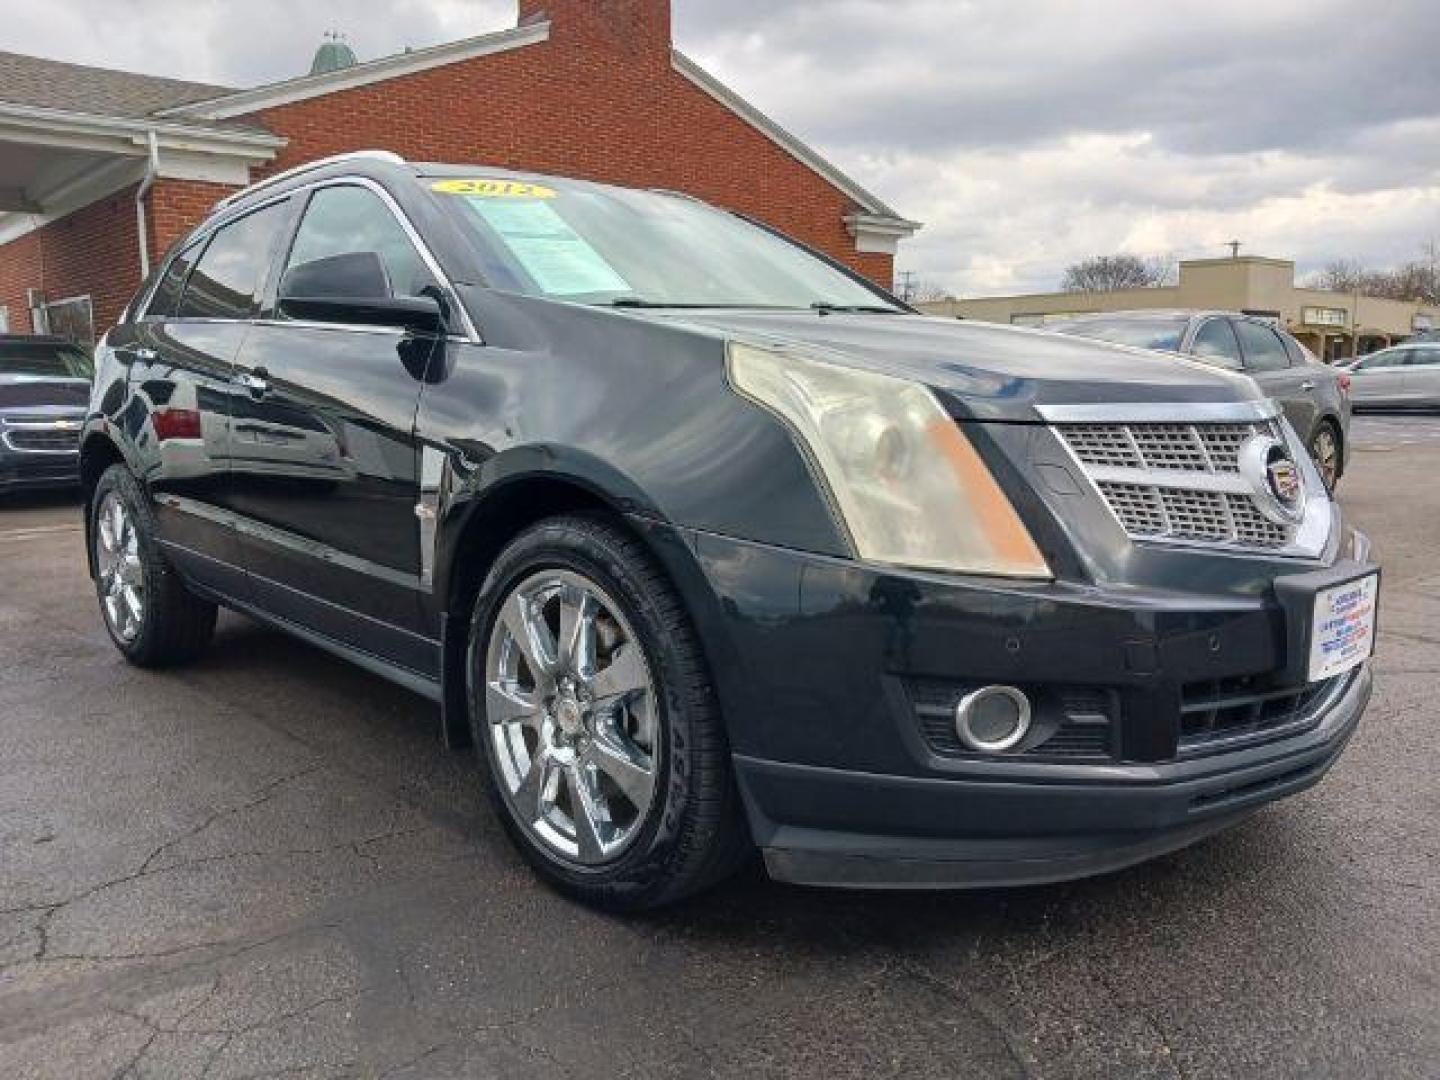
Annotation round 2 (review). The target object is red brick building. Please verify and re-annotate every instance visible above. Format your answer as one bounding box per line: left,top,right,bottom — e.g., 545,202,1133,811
0,0,917,342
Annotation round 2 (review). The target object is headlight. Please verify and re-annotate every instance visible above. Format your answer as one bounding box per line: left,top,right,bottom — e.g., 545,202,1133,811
726,342,1051,578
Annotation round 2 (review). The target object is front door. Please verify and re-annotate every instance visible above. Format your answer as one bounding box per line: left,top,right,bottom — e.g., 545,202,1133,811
227,182,443,675
1233,318,1317,438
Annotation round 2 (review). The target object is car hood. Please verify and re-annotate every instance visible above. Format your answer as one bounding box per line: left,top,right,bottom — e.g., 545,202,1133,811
638,309,1262,421
0,374,89,413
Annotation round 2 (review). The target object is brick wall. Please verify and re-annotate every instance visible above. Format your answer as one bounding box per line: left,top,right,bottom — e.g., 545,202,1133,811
247,0,893,284
0,178,239,338
0,0,895,340
0,187,144,336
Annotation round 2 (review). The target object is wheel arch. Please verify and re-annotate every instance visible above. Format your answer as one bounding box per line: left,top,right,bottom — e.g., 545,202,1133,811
434,469,731,751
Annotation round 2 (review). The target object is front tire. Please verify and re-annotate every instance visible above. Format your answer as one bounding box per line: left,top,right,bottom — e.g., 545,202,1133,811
1309,420,1342,492
467,514,749,910
89,465,217,667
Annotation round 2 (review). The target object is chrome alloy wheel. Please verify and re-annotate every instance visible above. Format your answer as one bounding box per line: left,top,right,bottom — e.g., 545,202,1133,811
1311,426,1340,491
484,570,659,866
95,491,145,643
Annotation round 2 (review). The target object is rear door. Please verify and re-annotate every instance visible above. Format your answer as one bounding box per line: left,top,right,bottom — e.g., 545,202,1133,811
227,180,443,674
128,200,293,593
1233,318,1316,437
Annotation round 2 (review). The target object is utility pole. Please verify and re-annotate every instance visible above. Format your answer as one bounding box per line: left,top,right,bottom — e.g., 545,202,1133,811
896,270,918,303
1226,240,1242,259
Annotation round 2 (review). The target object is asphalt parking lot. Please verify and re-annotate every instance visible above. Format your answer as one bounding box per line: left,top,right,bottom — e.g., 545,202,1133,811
1,414,1437,1079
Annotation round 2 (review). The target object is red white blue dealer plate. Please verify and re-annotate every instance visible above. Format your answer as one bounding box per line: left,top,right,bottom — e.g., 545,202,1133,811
1308,574,1378,682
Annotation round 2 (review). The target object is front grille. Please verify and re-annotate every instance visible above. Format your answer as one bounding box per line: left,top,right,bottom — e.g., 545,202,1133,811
1179,671,1349,756
908,681,1115,761
3,426,80,453
1054,418,1298,551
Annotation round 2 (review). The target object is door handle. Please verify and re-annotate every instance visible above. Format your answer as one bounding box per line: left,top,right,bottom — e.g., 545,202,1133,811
1300,381,1316,391
234,371,269,396
133,347,158,361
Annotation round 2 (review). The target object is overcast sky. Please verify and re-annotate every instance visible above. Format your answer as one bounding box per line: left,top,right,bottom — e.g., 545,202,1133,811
6,0,1439,295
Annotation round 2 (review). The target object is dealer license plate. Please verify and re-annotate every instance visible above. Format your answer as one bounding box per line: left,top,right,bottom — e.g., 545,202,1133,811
1308,574,1378,682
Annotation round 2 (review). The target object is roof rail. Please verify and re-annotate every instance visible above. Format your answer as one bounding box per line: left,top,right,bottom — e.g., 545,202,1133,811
215,149,407,210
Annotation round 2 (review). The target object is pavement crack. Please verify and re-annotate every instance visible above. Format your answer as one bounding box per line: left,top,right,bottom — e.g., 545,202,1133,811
137,762,328,876
898,960,1043,1079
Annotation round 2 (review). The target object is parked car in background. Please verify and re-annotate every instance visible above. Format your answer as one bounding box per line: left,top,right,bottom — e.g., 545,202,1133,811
1339,342,1440,410
0,334,91,495
80,154,1376,910
1043,311,1351,490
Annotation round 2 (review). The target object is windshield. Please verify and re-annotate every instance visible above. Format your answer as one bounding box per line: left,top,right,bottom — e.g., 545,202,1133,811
431,177,901,311
1045,315,1188,353
0,342,93,379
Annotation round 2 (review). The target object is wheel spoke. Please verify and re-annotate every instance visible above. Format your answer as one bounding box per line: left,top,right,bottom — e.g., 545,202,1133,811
566,767,608,863
97,509,117,553
514,749,560,822
586,729,654,809
499,592,559,680
557,584,597,678
485,681,541,730
591,643,647,704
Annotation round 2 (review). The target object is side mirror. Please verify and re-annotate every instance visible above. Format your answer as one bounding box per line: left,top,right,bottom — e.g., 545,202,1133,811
278,252,446,334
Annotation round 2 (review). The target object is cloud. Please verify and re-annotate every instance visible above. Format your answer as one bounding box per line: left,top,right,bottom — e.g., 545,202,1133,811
5,0,1438,295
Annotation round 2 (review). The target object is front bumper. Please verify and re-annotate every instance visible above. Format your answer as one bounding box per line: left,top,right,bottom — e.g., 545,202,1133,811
653,524,1376,890
745,665,1368,888
0,450,80,491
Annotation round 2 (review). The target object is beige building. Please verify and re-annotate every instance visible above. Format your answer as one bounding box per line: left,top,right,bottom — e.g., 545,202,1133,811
919,256,1439,362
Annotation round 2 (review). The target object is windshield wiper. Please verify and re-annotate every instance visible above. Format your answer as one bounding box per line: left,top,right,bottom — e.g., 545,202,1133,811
810,302,901,315
602,298,796,310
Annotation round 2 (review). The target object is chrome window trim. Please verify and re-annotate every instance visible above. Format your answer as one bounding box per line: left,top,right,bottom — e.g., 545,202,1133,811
214,151,405,211
1036,401,1281,425
144,173,480,344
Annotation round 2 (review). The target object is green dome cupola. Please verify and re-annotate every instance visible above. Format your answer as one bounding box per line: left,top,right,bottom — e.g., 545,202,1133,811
309,32,357,76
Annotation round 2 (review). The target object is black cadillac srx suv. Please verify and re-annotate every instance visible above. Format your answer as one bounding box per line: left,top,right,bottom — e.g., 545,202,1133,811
81,152,1378,909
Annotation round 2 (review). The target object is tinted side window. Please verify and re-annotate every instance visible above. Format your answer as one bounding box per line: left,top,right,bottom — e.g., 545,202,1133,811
283,185,435,300
1280,332,1307,366
145,242,201,320
177,201,290,320
1190,318,1243,369
1233,320,1291,373
1363,349,1403,369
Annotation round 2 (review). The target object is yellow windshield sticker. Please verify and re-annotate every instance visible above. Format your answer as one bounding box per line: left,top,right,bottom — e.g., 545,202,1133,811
431,179,556,199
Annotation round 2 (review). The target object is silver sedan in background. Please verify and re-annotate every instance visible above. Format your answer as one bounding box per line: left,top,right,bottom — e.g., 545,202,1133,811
1341,342,1440,411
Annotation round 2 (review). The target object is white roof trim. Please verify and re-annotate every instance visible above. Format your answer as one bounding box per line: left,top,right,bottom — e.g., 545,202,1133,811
671,50,915,231
0,100,285,155
159,22,551,121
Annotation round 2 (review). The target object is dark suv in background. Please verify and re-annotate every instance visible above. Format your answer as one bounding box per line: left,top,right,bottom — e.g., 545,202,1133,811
1044,311,1351,490
79,153,1377,909
0,334,91,494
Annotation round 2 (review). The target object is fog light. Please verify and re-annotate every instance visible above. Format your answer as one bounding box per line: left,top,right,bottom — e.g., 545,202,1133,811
955,685,1032,753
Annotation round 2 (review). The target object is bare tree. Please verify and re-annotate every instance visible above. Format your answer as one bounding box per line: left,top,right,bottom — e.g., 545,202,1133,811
1061,254,1172,293
1308,246,1440,305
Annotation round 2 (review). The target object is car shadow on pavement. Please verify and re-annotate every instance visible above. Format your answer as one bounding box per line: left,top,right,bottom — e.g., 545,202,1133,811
191,611,1319,958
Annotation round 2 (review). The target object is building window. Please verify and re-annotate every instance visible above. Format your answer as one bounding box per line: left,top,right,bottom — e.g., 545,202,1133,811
0,305,8,333
43,295,95,351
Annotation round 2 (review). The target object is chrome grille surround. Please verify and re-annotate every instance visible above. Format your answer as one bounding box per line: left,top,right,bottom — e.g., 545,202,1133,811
1037,401,1333,558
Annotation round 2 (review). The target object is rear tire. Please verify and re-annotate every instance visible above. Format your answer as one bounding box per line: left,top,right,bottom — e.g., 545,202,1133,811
89,465,217,667
467,514,749,911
